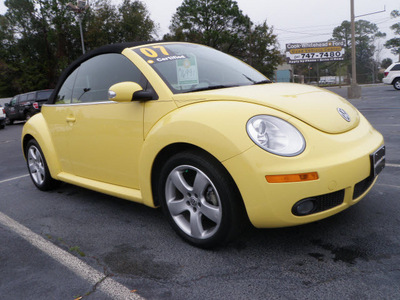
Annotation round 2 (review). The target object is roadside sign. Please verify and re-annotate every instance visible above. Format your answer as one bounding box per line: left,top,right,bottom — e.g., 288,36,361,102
285,41,345,64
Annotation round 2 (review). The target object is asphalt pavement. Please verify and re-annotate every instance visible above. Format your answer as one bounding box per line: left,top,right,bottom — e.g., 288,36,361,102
0,84,399,299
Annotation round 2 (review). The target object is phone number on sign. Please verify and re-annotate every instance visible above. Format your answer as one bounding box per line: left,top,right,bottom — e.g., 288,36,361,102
297,51,343,59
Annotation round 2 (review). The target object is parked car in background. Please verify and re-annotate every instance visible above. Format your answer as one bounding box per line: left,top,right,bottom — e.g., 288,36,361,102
0,105,6,129
4,89,53,124
383,62,400,90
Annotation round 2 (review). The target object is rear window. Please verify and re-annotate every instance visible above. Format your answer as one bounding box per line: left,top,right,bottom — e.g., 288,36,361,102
37,90,53,101
391,64,400,71
27,93,35,101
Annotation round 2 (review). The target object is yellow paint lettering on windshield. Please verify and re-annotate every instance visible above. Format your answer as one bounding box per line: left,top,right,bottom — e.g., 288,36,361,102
140,48,158,58
140,46,170,58
152,46,170,56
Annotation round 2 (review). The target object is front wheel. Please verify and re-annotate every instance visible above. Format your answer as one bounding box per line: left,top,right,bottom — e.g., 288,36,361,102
26,139,59,191
393,78,400,90
158,150,245,248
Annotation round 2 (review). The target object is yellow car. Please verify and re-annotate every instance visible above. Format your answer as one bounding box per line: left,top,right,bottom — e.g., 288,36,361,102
22,42,385,248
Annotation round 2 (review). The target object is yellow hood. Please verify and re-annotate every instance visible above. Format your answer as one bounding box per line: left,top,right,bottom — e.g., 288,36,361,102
172,82,360,134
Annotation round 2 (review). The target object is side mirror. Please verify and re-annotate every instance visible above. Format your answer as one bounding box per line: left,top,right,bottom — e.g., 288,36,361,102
4,103,9,107
108,81,153,102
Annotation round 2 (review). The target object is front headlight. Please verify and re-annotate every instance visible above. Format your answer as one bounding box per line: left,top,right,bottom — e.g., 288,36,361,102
246,115,305,156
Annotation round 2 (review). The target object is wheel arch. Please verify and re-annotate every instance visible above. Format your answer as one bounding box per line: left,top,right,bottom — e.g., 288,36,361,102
391,77,400,85
138,102,258,209
149,143,250,233
151,143,246,206
22,115,62,178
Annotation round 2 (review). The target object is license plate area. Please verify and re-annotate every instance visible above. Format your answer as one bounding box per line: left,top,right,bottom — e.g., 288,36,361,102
370,145,385,177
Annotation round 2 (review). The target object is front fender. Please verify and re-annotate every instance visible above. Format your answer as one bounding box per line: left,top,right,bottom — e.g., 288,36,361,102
138,100,288,207
22,113,61,178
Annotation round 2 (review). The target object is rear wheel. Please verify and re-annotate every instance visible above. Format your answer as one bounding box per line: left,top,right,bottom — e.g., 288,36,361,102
26,139,59,191
25,113,33,121
393,78,400,90
158,150,244,248
5,117,13,125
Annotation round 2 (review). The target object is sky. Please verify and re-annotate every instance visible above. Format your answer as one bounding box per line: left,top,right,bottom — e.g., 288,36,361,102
0,0,398,61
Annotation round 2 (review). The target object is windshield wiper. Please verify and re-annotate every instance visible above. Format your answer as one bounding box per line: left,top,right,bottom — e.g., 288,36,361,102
185,84,238,93
253,79,272,85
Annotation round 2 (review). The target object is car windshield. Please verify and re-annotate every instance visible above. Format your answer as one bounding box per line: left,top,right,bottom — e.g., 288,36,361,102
132,43,270,94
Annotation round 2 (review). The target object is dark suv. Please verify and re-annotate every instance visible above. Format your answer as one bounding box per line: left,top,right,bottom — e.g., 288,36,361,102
4,89,53,124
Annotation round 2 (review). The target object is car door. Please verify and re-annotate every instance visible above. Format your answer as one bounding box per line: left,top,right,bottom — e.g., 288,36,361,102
17,94,29,119
59,53,147,189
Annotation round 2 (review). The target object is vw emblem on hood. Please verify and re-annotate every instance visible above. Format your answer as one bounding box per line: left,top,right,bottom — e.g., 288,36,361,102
337,108,351,122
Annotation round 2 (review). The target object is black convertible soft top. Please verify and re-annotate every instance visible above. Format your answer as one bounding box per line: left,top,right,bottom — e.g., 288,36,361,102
48,41,158,104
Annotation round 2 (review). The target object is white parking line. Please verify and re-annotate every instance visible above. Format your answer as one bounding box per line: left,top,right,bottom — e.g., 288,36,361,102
0,174,30,184
386,163,400,168
0,212,145,300
376,183,400,189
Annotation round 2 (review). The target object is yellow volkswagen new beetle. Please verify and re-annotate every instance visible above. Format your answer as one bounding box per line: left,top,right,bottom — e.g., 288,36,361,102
22,42,385,248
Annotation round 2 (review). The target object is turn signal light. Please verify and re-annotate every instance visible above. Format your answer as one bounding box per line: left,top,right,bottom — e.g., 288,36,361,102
266,172,319,183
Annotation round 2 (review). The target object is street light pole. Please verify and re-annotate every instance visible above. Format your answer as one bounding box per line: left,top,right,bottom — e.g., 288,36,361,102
67,1,89,55
77,14,85,54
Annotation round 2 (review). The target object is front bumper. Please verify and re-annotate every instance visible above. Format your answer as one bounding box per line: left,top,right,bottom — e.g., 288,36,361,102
223,114,384,228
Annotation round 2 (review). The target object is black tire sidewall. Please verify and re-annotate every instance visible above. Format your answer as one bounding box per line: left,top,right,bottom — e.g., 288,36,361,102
158,150,242,248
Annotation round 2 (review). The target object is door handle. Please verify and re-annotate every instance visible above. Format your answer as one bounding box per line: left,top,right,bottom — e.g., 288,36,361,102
66,116,76,123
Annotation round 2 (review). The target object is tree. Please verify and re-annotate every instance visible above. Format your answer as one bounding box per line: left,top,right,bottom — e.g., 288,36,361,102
85,0,156,47
0,0,156,97
331,20,386,83
165,0,281,78
165,0,250,56
385,9,400,61
244,21,282,77
381,58,393,69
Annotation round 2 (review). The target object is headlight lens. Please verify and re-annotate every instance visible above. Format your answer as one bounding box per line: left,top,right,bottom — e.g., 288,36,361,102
246,115,305,156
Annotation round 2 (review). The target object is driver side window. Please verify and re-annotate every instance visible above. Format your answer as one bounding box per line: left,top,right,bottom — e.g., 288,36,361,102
56,53,145,104
72,53,144,103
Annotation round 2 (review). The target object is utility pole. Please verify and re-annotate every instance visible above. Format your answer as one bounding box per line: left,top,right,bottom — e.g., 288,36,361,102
347,2,385,98
347,0,361,98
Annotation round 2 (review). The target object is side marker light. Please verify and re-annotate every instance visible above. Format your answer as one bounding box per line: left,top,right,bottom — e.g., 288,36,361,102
266,172,319,183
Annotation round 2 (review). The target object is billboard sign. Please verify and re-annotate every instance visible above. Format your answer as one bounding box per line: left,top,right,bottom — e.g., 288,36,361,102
285,41,345,64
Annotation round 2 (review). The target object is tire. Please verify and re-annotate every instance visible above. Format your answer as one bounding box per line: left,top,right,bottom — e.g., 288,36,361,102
0,122,4,129
393,78,400,90
25,113,32,121
25,139,59,191
5,117,13,125
158,150,245,248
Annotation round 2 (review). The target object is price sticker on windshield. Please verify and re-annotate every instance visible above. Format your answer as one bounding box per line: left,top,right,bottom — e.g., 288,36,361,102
176,55,199,86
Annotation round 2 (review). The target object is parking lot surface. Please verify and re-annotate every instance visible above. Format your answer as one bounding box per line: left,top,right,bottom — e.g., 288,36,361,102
0,84,399,299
